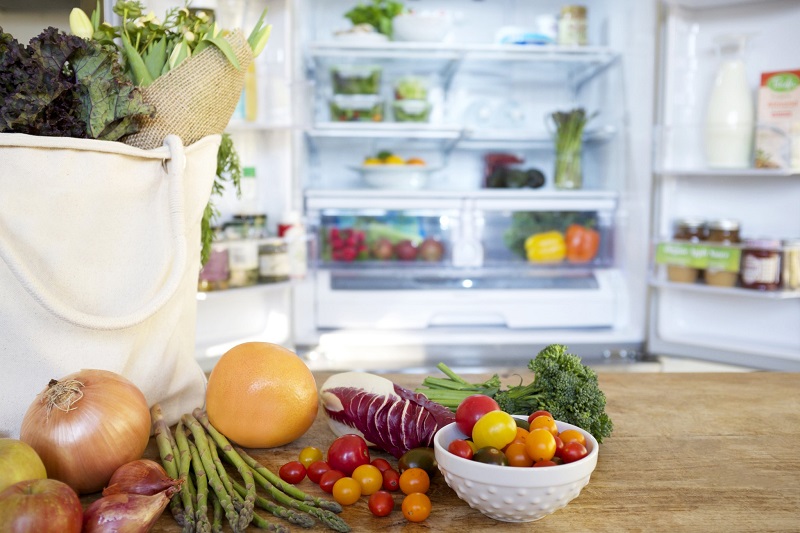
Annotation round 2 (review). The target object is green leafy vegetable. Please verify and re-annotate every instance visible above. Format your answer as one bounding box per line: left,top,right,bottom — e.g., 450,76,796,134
201,133,242,264
416,344,614,442
344,0,406,38
504,211,597,258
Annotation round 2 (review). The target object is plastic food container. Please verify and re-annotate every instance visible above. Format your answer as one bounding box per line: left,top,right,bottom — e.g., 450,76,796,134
394,77,429,100
330,65,382,95
329,95,384,122
392,100,432,123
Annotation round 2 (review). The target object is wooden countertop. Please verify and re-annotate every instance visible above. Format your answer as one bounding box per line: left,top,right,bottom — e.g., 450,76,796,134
127,371,800,532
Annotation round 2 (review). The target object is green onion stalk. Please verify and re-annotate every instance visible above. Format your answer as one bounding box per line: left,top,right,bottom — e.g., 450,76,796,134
551,108,595,190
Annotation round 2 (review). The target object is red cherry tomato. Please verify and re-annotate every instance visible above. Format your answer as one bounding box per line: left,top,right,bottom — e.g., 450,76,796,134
553,435,565,459
307,460,331,484
447,439,474,460
527,410,553,424
455,394,500,437
370,458,392,473
278,461,306,484
327,434,370,476
382,468,400,492
561,441,589,464
319,470,345,493
368,490,395,517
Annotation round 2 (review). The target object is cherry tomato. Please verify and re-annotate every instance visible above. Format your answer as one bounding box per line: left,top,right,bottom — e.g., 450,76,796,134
447,439,474,460
562,441,589,464
507,427,529,447
298,446,324,469
352,464,383,496
332,477,361,506
558,429,587,447
524,428,556,462
370,458,392,473
472,411,517,450
504,442,533,467
529,415,558,437
553,435,565,459
397,447,437,476
455,394,500,437
399,468,430,495
278,461,306,484
401,493,431,523
307,460,331,484
319,469,345,493
368,490,395,517
514,418,530,431
527,410,553,424
533,460,558,467
382,468,400,492
327,434,370,476
472,447,508,466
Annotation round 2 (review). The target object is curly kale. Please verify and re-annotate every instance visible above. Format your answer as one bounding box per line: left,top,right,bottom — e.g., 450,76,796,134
0,26,153,140
417,344,613,443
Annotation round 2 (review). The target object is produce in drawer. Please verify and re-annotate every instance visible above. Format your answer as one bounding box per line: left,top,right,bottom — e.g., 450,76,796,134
565,224,600,263
394,239,418,261
525,231,566,263
484,152,546,189
417,237,444,261
504,211,601,263
327,227,368,261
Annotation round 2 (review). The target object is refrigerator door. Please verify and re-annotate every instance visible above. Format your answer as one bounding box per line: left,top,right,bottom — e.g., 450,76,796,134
649,0,800,370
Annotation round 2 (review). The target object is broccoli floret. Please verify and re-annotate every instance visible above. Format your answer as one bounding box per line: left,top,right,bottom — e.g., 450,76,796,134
495,344,613,442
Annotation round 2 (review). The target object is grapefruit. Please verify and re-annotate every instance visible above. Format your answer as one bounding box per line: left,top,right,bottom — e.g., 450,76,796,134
206,342,318,448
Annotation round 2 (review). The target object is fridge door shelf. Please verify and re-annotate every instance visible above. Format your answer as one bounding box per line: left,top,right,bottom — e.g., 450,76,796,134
313,268,622,330
650,279,800,300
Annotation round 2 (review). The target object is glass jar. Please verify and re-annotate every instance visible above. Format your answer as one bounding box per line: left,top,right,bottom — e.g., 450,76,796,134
225,223,259,288
704,219,740,288
258,238,290,283
558,6,588,46
740,238,782,291
198,228,229,292
782,239,800,291
667,218,706,283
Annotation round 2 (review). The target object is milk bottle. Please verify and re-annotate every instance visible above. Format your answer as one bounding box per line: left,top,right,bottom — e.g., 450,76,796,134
705,35,754,168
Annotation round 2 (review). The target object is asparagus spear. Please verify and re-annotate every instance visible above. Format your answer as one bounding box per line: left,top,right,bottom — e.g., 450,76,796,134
210,491,223,533
208,436,243,512
192,409,257,528
174,421,196,533
232,479,316,528
151,404,185,526
188,440,212,533
236,446,343,513
182,413,243,532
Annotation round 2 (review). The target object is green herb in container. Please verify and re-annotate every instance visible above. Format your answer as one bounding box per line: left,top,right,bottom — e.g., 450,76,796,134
550,108,596,190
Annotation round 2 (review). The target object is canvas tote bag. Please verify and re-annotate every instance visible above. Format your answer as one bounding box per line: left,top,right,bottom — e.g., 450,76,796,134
0,133,219,438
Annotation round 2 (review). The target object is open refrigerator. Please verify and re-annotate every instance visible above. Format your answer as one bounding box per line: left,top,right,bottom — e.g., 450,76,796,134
191,0,800,372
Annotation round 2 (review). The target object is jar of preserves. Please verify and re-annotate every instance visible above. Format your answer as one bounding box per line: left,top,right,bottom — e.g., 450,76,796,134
558,6,588,46
740,238,782,291
704,219,740,288
258,238,290,283
667,217,706,283
781,239,800,291
198,228,229,291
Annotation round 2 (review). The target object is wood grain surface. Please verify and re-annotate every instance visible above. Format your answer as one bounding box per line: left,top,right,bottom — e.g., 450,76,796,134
85,371,800,532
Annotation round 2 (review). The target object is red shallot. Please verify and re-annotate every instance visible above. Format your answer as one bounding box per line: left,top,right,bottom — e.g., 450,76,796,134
103,459,183,497
83,488,178,533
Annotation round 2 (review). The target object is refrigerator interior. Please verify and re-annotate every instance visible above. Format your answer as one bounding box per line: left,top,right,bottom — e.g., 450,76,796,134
649,0,800,370
288,0,657,369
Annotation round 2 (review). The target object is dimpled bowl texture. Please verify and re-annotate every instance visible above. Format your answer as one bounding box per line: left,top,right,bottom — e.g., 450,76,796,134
433,419,599,523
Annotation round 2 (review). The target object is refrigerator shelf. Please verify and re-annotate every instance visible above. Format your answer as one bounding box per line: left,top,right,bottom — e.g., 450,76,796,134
654,167,800,178
650,279,800,300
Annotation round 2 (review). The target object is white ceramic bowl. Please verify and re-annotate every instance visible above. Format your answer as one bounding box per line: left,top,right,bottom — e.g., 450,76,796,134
433,419,599,523
350,165,439,190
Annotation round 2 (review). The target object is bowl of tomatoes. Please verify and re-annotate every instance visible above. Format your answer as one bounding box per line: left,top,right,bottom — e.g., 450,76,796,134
433,414,599,523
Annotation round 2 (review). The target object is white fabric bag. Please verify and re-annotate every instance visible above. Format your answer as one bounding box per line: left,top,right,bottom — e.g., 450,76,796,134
0,133,219,438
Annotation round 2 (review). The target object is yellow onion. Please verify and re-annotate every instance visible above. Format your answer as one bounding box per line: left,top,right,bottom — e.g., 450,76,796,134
20,369,151,495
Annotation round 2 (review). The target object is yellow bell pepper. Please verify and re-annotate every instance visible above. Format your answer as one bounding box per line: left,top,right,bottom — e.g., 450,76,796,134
524,231,566,262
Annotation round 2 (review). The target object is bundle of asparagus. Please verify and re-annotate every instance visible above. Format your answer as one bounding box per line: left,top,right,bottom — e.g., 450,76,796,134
151,405,350,533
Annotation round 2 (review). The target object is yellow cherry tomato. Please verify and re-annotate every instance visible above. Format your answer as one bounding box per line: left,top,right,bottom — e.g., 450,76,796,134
472,411,518,450
352,464,383,496
383,154,405,165
332,477,362,506
298,446,323,469
529,415,558,437
525,428,556,462
558,429,587,447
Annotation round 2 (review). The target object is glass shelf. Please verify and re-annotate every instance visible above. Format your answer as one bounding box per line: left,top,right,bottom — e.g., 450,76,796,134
654,167,800,178
650,279,800,300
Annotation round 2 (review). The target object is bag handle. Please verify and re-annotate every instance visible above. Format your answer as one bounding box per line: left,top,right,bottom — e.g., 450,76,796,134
0,135,189,331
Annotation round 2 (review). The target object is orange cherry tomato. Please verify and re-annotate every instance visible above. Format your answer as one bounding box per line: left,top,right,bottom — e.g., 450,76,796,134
504,442,533,467
332,477,361,506
525,428,556,462
399,467,430,495
352,464,383,496
401,492,431,523
558,429,586,447
529,415,558,437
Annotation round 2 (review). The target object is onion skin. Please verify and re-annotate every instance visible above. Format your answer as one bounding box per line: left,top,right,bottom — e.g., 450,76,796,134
103,459,183,497
83,488,177,533
20,369,151,495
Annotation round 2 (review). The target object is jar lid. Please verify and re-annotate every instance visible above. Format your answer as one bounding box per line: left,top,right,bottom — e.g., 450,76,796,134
561,5,587,17
742,237,781,250
674,217,706,229
782,238,800,246
708,219,740,231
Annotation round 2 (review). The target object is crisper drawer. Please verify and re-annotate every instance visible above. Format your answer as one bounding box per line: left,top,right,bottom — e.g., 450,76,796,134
313,268,621,329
